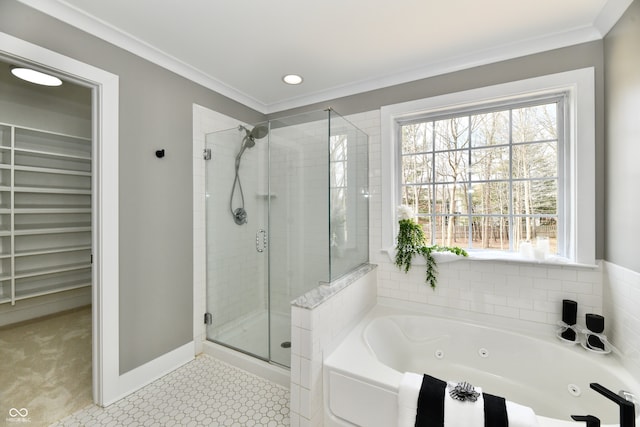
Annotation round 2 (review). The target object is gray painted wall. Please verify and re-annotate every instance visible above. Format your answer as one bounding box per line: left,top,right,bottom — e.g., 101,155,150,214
271,42,606,261
0,0,265,373
604,0,640,273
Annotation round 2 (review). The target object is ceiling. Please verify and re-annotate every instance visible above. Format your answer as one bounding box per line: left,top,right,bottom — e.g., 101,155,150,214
17,0,632,114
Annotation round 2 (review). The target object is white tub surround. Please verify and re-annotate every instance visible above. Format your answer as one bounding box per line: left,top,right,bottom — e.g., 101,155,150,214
324,304,640,427
290,265,377,427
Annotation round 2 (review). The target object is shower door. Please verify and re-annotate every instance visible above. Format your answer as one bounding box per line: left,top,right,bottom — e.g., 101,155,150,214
204,110,341,369
205,124,270,361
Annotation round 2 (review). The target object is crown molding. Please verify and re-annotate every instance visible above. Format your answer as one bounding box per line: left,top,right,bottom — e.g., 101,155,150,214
593,0,634,36
18,0,629,115
263,24,602,113
16,0,268,113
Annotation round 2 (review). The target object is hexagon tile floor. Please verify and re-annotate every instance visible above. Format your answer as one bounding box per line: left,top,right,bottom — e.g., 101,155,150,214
50,355,290,426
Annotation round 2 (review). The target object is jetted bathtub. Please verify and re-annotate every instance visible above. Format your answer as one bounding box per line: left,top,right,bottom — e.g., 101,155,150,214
324,305,640,427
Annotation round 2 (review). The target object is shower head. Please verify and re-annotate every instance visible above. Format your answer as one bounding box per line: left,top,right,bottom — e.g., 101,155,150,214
239,124,268,146
236,124,268,167
249,124,268,140
242,135,256,149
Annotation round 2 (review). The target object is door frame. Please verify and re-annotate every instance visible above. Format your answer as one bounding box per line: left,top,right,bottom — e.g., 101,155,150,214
0,31,119,406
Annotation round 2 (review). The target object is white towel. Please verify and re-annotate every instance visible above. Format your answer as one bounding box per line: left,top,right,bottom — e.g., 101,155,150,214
397,372,539,427
506,401,539,427
444,381,485,427
398,372,423,427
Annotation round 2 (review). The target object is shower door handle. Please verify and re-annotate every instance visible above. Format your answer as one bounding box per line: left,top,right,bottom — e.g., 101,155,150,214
256,229,267,253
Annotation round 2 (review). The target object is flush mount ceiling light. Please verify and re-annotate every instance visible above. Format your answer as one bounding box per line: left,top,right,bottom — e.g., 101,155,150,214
10,67,63,86
282,74,303,85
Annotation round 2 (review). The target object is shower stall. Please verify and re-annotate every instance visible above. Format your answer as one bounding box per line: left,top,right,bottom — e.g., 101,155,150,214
205,109,369,368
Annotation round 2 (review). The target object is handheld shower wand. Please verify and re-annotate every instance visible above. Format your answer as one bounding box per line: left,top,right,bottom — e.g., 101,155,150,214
229,124,268,225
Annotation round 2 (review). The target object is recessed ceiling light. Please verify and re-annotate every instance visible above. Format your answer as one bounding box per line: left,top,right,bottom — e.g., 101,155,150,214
282,74,303,85
10,67,63,86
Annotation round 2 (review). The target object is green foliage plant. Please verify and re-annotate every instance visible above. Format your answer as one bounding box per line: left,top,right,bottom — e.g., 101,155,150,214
394,215,468,289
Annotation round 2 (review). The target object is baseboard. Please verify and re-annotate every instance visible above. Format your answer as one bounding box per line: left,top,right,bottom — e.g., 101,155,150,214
103,341,194,406
0,288,92,327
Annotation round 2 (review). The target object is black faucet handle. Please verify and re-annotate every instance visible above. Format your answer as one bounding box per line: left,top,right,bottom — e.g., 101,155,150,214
571,415,600,427
590,383,634,407
590,383,635,427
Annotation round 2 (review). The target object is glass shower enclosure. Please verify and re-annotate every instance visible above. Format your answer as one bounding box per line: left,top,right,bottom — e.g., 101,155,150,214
205,109,368,367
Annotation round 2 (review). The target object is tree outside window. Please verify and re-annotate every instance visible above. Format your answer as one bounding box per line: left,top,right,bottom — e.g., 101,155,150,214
400,98,561,254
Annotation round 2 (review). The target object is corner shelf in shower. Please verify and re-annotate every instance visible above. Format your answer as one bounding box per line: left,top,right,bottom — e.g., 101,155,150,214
0,122,92,306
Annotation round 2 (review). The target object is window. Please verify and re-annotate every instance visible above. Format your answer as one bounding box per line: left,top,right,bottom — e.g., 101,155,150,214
381,68,595,265
330,133,348,245
399,97,563,255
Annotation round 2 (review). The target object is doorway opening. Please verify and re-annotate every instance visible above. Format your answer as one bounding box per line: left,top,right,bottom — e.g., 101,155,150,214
0,56,94,425
0,30,120,416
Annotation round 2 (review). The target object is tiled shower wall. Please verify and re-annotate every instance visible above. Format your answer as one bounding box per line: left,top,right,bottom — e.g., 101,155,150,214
604,262,640,380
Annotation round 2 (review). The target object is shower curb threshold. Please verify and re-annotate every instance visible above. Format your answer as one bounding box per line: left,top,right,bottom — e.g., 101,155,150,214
202,340,290,388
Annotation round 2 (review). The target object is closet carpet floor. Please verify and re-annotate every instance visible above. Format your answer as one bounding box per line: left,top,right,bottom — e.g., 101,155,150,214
0,306,92,427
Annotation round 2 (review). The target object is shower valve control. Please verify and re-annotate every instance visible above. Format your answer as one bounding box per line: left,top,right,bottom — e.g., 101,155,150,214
203,148,212,160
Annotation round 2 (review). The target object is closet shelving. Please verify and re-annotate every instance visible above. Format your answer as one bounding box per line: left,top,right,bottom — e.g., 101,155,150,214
0,123,92,305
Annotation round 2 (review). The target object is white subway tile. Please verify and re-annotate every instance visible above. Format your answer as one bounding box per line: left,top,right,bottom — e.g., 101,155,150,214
518,287,548,301
299,386,311,419
507,296,534,310
290,326,301,356
290,383,300,414
299,357,311,389
561,281,593,294
577,269,603,283
533,277,563,291
469,301,495,315
547,267,578,281
481,293,508,306
471,262,497,273
519,309,548,323
494,283,521,297
533,299,558,314
508,274,534,287
494,305,519,319
301,330,315,360
290,354,301,385
519,265,549,278
494,263,521,276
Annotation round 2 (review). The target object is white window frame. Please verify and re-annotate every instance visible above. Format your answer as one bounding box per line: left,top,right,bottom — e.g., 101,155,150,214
380,68,595,266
